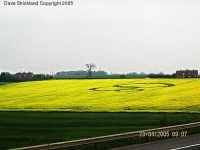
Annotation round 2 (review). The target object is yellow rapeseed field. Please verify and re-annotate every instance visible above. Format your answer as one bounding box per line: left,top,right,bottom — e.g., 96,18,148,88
0,79,200,112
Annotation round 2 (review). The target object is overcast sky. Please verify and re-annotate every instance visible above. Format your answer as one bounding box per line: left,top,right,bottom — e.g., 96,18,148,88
0,0,200,74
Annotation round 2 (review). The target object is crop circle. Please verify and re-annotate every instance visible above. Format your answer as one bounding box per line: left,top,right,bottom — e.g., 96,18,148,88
89,82,175,92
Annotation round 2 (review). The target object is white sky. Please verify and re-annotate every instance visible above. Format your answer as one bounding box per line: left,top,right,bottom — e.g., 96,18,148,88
0,0,200,74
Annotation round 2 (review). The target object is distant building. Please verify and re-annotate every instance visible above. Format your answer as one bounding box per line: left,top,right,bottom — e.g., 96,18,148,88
15,72,33,80
176,69,198,78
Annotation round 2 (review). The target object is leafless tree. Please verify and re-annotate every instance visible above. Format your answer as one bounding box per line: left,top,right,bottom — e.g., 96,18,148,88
85,63,96,77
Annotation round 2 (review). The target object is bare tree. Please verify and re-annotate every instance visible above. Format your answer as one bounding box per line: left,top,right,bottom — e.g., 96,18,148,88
85,63,96,77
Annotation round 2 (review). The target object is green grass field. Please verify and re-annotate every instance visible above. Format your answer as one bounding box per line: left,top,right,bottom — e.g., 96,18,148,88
0,112,200,150
0,79,200,112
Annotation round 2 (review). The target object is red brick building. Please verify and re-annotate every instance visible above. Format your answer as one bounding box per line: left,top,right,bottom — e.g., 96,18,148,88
15,72,33,80
176,69,198,78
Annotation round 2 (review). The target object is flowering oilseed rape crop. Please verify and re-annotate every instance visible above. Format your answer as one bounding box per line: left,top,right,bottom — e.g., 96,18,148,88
0,79,199,112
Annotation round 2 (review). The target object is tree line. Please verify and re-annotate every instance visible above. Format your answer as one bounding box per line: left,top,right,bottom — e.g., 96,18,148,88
147,73,177,78
0,72,53,82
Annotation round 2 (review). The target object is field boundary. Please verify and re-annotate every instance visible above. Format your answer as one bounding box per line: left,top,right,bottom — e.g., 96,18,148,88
12,122,200,150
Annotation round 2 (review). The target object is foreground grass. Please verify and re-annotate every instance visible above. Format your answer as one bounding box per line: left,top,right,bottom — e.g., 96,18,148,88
0,79,200,112
0,112,200,149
